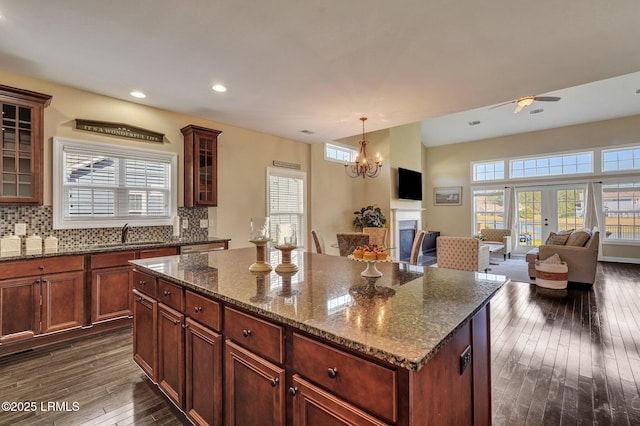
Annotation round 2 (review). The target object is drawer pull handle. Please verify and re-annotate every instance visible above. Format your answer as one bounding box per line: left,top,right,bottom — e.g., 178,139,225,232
163,291,171,296
139,280,146,286
327,368,338,379
242,329,252,337
194,306,202,313
269,378,279,387
172,319,180,326
288,386,298,396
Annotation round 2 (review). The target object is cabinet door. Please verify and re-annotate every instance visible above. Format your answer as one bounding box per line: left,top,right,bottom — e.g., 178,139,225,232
133,289,157,382
40,271,84,334
181,125,221,207
291,375,388,426
91,266,133,323
185,318,222,426
0,277,39,344
157,303,185,409
0,85,51,205
225,340,285,426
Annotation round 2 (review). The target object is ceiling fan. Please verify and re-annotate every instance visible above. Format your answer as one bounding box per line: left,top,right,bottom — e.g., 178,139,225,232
490,95,561,113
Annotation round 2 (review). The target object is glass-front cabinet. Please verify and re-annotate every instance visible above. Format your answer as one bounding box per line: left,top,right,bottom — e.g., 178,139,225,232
0,85,52,205
181,124,222,207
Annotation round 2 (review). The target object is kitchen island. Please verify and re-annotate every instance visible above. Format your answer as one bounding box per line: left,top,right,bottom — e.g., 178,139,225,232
131,247,508,425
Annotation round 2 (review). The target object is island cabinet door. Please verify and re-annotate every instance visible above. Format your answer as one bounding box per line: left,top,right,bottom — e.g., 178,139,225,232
157,303,185,409
185,318,222,426
133,289,157,382
40,271,84,334
290,374,388,426
224,339,286,426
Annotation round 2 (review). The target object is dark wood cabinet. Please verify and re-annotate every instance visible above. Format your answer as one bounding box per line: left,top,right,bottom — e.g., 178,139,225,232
90,251,136,324
0,277,39,344
157,303,185,408
40,271,84,334
291,375,387,426
185,317,222,426
181,125,222,207
225,340,286,426
0,85,51,205
133,289,158,382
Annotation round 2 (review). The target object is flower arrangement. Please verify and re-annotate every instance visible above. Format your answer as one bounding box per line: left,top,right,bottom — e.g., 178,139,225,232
473,233,486,241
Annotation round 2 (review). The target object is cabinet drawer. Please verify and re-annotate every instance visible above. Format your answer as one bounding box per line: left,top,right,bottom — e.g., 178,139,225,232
158,279,184,311
139,247,179,259
90,251,136,269
224,307,284,364
132,270,158,298
185,291,221,331
0,255,84,280
292,333,398,423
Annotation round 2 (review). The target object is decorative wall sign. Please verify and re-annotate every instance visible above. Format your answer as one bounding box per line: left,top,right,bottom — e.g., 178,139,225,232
75,119,164,143
273,160,301,170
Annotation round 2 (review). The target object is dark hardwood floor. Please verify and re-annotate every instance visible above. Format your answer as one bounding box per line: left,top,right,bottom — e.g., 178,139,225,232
0,261,638,425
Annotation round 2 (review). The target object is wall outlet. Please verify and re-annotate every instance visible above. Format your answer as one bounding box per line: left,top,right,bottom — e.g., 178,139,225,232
200,219,209,228
14,223,27,236
460,345,472,375
182,218,189,229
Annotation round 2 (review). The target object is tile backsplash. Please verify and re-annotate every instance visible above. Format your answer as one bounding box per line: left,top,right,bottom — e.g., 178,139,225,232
0,206,208,249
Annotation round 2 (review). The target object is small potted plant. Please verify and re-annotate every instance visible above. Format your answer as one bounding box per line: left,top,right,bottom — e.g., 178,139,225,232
353,205,387,231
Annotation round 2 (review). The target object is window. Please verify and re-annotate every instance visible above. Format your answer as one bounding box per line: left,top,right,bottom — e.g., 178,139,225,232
602,182,640,241
325,142,356,163
473,188,505,233
602,146,640,172
511,152,593,178
472,161,505,182
267,168,306,248
53,137,177,229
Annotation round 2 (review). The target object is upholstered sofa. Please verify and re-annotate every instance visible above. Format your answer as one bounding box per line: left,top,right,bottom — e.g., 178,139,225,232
437,236,490,272
526,227,600,285
479,228,512,260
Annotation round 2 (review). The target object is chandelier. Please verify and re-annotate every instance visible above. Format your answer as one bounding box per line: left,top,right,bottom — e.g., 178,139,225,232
344,117,382,179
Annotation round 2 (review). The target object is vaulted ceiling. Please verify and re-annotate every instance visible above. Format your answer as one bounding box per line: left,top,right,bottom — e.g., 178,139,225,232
1,0,639,146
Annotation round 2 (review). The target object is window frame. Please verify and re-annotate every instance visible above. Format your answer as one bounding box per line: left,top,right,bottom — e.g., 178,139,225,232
266,167,307,249
52,137,178,229
324,141,357,164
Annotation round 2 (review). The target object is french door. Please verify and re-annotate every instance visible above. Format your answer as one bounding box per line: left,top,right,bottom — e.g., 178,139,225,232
516,184,585,252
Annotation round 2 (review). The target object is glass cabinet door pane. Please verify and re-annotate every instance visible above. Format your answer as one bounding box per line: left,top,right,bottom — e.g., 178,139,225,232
3,154,15,172
19,129,32,151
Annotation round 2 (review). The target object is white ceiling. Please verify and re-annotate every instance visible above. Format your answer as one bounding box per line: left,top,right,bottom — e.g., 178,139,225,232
1,0,640,147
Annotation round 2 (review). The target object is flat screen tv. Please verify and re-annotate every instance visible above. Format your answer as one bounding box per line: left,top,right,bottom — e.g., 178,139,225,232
398,167,422,200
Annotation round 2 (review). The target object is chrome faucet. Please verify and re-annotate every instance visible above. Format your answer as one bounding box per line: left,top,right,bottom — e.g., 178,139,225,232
121,223,131,244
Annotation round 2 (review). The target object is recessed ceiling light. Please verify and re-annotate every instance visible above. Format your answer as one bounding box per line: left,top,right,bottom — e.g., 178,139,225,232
212,84,227,93
130,91,146,99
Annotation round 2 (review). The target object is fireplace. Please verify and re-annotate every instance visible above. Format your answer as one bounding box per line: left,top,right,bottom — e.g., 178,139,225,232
391,208,423,262
398,220,417,261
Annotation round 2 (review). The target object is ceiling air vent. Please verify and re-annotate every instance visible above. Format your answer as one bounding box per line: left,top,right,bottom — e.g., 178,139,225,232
529,108,544,115
636,89,640,94
300,129,314,135
468,120,481,126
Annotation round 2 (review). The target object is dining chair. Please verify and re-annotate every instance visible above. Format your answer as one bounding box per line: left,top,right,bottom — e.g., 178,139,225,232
336,232,370,256
363,227,388,247
311,229,325,254
408,230,426,265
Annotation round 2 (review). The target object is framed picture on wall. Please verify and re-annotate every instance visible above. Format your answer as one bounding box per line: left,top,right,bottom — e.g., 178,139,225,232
434,187,462,206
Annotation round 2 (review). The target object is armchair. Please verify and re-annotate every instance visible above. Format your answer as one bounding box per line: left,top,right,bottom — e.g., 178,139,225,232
479,228,512,260
436,236,490,272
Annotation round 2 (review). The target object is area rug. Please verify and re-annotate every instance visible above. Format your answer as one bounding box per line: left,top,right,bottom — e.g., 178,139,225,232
485,255,532,283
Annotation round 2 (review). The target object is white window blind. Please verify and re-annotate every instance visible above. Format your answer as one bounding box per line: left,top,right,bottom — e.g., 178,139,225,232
53,137,177,229
267,168,306,248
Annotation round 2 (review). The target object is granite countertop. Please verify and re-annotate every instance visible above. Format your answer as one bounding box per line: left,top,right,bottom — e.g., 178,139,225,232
131,247,508,371
0,237,231,261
